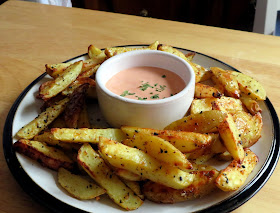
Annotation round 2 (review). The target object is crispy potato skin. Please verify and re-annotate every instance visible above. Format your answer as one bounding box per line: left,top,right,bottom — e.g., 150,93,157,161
13,140,74,171
142,170,218,203
64,84,89,128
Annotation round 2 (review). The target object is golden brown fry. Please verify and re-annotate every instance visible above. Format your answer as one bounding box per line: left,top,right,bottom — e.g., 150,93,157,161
45,63,71,78
88,45,107,64
212,102,244,162
230,71,266,101
195,83,222,99
39,61,83,101
164,110,227,133
17,98,69,139
33,131,81,151
122,132,192,170
62,64,99,96
77,144,143,210
211,67,240,98
51,128,126,143
58,167,106,200
77,104,91,128
14,139,75,171
143,169,218,203
240,92,262,115
99,137,195,189
231,111,263,148
121,126,213,153
64,84,89,128
215,148,258,191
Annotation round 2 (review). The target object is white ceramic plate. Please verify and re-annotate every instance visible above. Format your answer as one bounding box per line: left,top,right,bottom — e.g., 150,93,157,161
3,45,280,213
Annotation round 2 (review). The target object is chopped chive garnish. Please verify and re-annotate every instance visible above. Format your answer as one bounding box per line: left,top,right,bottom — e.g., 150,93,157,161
120,90,135,97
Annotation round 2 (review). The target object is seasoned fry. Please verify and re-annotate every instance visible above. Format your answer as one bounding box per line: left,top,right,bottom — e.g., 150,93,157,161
230,71,266,101
58,167,106,199
143,169,218,203
77,104,91,128
164,110,227,133
62,64,99,96
121,126,213,153
231,111,263,148
14,139,75,171
211,67,240,98
99,137,195,189
122,132,192,169
17,98,69,139
212,102,244,162
195,83,222,99
215,148,258,191
51,128,126,143
64,84,89,128
77,144,143,210
121,179,144,200
39,61,83,101
114,168,142,181
88,45,107,64
190,98,214,114
240,93,262,115
45,63,71,78
105,41,158,58
33,131,81,151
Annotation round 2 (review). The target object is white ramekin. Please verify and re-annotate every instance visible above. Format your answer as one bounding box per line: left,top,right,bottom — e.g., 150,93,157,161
95,50,195,129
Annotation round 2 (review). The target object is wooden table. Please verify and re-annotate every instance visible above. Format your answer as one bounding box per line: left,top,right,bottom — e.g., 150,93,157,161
0,1,280,212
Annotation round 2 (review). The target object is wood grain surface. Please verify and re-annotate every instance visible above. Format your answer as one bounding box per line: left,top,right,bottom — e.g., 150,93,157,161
0,1,280,212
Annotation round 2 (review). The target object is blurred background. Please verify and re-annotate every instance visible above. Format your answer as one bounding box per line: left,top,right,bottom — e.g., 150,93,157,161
1,0,280,36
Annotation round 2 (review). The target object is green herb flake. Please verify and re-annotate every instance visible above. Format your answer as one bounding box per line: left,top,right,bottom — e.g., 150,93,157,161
162,75,166,78
138,97,147,100
120,90,135,97
139,82,153,91
150,94,159,99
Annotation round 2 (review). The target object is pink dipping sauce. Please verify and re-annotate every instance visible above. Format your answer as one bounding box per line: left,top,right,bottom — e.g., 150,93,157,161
106,66,186,100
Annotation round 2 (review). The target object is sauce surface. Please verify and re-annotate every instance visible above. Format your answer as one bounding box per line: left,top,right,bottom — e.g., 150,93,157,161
106,66,186,100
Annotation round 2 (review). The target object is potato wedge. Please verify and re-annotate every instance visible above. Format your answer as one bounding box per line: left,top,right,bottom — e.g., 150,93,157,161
51,128,126,143
215,148,258,191
230,71,266,101
64,84,89,128
16,98,69,139
77,103,91,128
77,144,143,210
240,92,262,115
164,110,227,133
231,111,263,148
88,45,107,64
190,98,214,114
143,169,218,203
121,179,144,200
212,102,244,162
114,168,142,181
13,139,75,171
211,67,240,98
99,137,195,189
45,63,71,78
62,64,99,96
58,167,106,199
185,52,195,61
195,83,222,99
105,43,156,58
122,132,192,169
218,113,244,163
39,61,83,101
121,126,213,153
33,131,81,151
190,96,244,115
